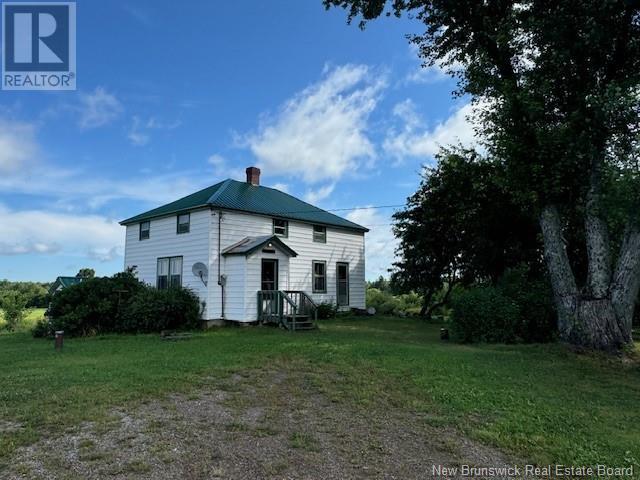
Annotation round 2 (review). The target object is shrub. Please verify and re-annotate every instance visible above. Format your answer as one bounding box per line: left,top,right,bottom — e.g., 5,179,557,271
450,286,520,343
46,272,145,336
316,301,338,319
119,287,201,333
366,288,400,315
32,318,52,338
1,291,27,331
41,272,201,337
498,266,556,343
450,266,557,344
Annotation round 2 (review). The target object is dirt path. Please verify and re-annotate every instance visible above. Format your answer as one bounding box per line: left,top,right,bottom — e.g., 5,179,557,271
5,367,519,479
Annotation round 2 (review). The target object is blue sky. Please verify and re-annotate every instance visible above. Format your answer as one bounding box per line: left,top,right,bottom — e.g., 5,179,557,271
0,0,475,282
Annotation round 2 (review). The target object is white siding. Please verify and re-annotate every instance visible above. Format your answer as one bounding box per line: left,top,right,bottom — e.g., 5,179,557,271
124,207,366,323
123,209,211,317
206,210,365,322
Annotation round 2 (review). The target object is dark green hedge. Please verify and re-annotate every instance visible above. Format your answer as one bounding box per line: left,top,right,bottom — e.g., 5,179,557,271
34,272,201,337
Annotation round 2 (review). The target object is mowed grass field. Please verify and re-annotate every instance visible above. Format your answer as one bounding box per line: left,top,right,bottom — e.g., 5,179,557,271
0,316,639,472
0,308,45,332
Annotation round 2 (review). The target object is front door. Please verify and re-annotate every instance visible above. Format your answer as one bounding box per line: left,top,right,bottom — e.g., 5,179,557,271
261,259,278,291
336,262,349,306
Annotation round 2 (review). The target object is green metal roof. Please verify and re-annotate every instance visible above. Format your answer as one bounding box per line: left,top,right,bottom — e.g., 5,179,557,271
49,276,83,294
120,179,368,232
222,235,298,257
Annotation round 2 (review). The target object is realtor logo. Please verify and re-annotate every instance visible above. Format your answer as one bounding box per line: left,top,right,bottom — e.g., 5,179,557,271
2,1,76,90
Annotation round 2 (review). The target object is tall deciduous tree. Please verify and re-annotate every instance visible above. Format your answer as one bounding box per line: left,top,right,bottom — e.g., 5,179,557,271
325,0,640,349
391,150,542,316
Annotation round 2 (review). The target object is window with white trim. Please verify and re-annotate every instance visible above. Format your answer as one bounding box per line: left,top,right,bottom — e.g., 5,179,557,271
139,221,150,240
312,260,326,293
313,225,326,243
157,256,183,289
177,213,190,234
273,219,288,237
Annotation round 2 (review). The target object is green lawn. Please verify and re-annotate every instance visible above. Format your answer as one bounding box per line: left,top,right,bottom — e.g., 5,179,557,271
0,316,639,471
0,308,45,332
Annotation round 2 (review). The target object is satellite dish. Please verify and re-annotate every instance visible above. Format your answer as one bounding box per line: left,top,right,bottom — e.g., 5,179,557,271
192,262,208,286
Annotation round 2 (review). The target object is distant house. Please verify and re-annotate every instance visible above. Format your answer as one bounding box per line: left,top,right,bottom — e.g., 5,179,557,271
49,276,83,296
120,166,368,329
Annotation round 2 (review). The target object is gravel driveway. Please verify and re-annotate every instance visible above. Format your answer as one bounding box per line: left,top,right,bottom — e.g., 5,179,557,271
5,367,518,479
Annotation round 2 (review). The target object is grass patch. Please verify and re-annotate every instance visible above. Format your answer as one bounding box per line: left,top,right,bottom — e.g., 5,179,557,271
0,316,639,471
289,432,319,451
0,308,45,333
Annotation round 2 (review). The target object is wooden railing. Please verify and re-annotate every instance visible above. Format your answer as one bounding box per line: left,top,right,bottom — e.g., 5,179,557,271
257,290,317,331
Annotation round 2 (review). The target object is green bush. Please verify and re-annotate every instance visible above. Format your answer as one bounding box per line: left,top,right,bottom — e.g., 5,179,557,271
366,288,400,314
32,318,52,338
119,287,201,333
451,286,520,343
450,266,557,344
1,291,27,331
316,301,338,319
41,272,201,337
498,266,556,343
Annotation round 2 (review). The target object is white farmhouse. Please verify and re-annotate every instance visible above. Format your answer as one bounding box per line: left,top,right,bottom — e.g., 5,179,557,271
120,167,368,329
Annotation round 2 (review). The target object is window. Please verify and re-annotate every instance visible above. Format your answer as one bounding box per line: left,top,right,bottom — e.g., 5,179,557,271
139,221,150,240
313,225,326,243
177,213,190,234
336,262,349,306
273,218,288,237
312,260,326,293
157,256,182,289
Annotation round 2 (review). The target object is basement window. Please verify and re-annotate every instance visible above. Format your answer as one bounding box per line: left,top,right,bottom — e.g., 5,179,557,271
273,219,288,237
177,213,190,234
313,225,326,243
139,221,150,240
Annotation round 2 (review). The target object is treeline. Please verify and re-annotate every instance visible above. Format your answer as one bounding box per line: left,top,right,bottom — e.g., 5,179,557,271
0,280,50,308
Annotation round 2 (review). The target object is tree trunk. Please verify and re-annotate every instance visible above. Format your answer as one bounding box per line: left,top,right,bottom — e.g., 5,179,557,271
585,181,612,298
540,205,638,350
539,205,579,337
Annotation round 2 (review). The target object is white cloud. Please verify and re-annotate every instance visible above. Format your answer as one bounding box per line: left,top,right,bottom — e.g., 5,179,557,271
207,154,245,181
0,205,123,261
384,100,481,162
304,183,335,204
77,87,123,129
245,64,385,184
0,166,207,210
269,182,289,193
128,116,150,146
404,44,463,85
128,115,181,146
0,119,38,174
346,207,398,280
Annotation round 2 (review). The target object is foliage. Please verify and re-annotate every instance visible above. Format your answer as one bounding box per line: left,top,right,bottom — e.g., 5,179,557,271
325,0,640,349
44,272,201,337
2,317,638,468
498,266,557,343
76,268,96,279
31,317,52,338
118,287,201,333
366,287,422,316
451,266,557,343
391,151,542,315
316,301,338,319
0,291,28,331
46,273,145,337
0,280,49,308
451,286,520,343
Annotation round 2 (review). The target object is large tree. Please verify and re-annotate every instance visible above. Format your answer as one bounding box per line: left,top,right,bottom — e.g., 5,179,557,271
391,149,542,317
325,0,640,349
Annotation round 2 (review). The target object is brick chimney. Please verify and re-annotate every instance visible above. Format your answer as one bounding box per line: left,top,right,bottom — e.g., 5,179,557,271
246,166,261,186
